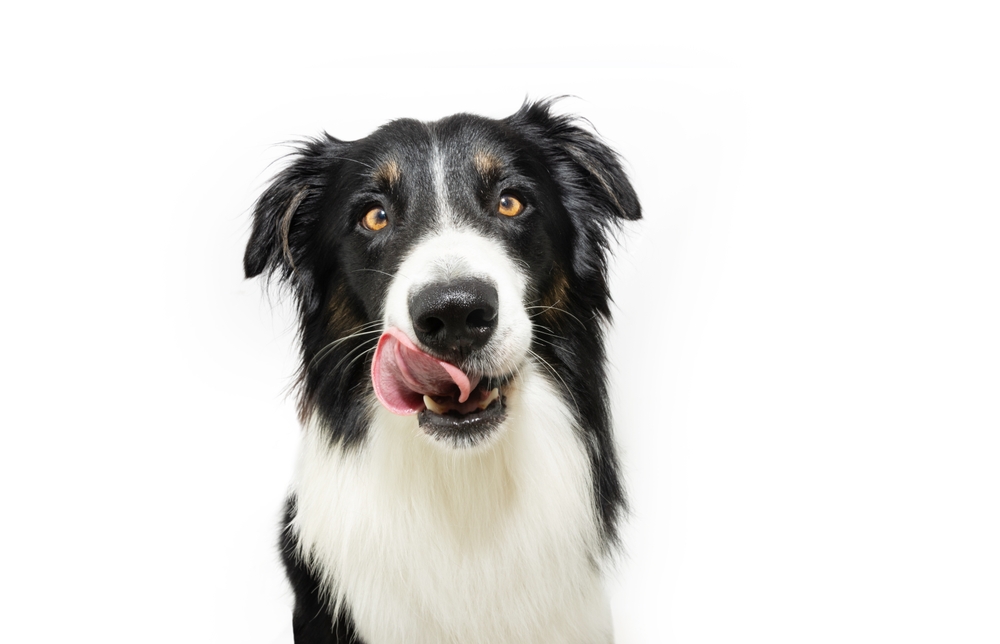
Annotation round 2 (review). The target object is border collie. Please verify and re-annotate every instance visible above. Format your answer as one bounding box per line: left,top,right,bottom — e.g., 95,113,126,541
245,100,641,644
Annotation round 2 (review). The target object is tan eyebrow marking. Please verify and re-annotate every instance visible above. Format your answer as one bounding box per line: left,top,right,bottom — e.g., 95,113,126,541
373,159,401,186
472,150,502,179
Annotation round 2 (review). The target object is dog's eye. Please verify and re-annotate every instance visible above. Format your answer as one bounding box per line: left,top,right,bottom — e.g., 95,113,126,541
497,194,524,217
362,206,389,231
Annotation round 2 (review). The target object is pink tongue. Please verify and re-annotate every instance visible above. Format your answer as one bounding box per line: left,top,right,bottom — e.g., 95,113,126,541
371,328,481,415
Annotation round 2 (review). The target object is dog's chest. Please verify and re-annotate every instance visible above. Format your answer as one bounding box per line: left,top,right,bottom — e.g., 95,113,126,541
292,368,612,644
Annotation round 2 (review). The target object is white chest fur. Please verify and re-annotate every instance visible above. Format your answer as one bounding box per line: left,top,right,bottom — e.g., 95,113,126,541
292,364,613,644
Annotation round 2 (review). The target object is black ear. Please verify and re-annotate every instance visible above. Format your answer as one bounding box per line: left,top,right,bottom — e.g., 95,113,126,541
509,99,641,223
244,135,343,280
508,100,641,316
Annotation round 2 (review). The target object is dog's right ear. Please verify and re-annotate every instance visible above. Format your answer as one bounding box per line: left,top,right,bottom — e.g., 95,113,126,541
244,135,343,280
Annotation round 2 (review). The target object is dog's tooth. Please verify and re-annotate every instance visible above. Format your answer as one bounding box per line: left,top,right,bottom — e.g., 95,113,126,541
478,388,500,410
423,395,449,415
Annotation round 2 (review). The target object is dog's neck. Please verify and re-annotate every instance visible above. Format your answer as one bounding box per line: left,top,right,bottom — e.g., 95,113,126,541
291,362,612,644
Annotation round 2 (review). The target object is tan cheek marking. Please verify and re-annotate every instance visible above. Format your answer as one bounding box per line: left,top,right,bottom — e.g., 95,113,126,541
298,284,370,423
325,281,366,334
538,266,571,328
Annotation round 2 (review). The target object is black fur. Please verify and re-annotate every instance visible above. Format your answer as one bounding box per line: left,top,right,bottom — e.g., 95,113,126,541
246,100,640,642
280,499,364,643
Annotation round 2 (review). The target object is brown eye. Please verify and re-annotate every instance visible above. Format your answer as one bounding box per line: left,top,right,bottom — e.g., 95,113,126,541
497,194,524,217
362,206,388,231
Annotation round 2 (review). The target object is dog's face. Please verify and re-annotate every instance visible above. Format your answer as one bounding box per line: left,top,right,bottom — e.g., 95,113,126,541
245,101,640,453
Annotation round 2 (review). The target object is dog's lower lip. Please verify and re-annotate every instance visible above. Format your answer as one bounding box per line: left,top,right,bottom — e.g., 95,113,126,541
417,396,507,438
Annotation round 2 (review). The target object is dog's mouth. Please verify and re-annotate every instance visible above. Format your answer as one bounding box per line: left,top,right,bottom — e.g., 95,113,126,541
371,328,511,442
417,375,510,441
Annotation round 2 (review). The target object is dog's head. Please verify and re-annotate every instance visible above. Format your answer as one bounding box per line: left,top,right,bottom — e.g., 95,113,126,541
245,101,640,451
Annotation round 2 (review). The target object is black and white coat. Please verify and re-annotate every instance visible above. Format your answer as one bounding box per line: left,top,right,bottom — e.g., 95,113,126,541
245,101,641,644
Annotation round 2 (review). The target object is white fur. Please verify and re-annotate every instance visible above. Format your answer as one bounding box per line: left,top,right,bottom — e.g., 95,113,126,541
293,216,612,642
293,363,611,644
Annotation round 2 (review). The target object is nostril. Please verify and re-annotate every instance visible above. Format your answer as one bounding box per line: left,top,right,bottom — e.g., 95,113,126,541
417,315,445,336
465,307,496,330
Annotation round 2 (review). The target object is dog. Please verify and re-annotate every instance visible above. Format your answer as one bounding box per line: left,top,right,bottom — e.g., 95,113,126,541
244,100,641,644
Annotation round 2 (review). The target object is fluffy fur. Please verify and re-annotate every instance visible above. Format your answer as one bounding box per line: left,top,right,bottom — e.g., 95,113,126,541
245,100,640,643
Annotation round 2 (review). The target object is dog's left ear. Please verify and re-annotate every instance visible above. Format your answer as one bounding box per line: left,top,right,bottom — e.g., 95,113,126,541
509,101,641,316
510,100,641,224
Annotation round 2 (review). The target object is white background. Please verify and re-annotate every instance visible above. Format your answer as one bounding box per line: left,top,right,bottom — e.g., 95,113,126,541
2,1,998,642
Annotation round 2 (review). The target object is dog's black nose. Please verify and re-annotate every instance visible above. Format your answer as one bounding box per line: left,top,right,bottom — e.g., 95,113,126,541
408,278,498,359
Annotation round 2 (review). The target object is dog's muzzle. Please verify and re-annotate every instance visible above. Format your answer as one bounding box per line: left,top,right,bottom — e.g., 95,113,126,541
371,277,510,444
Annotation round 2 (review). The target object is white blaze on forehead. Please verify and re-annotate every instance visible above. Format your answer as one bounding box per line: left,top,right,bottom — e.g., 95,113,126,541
382,226,532,376
431,141,449,223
